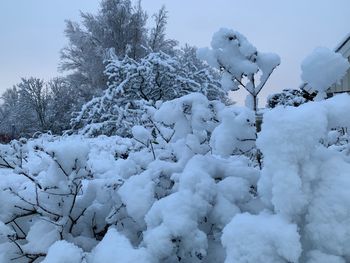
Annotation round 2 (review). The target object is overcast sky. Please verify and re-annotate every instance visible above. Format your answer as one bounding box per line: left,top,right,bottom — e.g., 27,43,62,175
0,0,349,103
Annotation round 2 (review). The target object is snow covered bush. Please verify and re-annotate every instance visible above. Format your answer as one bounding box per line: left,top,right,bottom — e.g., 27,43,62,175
0,133,153,262
222,213,301,263
210,106,256,159
256,93,350,262
266,88,315,108
3,91,350,262
198,28,280,112
301,47,350,100
0,92,261,262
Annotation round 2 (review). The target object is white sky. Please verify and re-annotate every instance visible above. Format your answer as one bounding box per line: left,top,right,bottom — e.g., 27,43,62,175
0,0,349,105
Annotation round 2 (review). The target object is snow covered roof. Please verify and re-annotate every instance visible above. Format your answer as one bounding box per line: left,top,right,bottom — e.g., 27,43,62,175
335,32,350,53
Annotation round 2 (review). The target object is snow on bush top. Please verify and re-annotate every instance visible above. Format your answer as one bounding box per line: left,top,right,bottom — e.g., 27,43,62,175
41,241,83,263
197,28,280,110
2,91,350,262
301,47,350,99
198,27,281,83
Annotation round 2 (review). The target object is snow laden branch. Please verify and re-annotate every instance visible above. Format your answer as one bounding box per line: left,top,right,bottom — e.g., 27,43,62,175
197,28,280,112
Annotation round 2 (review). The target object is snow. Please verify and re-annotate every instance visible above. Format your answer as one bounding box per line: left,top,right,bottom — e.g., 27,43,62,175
256,94,350,261
222,213,301,263
2,29,350,261
41,241,83,263
89,228,151,263
118,171,155,224
0,91,349,262
197,28,258,81
154,93,215,142
305,156,350,257
22,220,60,254
143,153,258,261
257,101,328,218
72,50,223,137
132,125,152,146
0,221,14,239
301,47,350,100
198,27,280,110
256,52,281,83
0,88,266,261
144,191,209,260
210,107,255,157
307,250,346,263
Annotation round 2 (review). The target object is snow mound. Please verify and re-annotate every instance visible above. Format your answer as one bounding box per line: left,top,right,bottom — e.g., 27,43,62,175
301,47,349,99
41,241,83,263
222,213,301,263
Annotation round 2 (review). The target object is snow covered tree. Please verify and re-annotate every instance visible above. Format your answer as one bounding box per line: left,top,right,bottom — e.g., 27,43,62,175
178,45,225,101
0,86,20,138
0,78,79,138
17,78,50,132
46,78,77,134
60,0,176,102
198,28,280,113
0,78,51,137
70,50,223,137
149,6,178,54
60,0,148,100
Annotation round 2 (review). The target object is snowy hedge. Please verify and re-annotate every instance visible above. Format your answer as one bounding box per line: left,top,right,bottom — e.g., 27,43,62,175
1,92,350,262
